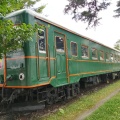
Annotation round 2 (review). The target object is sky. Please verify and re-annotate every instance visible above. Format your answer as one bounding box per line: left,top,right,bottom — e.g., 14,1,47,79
37,0,120,48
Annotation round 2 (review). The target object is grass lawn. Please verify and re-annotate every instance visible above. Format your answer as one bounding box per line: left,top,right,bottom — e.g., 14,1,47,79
85,91,120,120
32,80,120,120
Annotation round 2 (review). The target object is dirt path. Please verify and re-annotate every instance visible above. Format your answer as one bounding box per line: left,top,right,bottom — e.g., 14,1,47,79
76,88,120,120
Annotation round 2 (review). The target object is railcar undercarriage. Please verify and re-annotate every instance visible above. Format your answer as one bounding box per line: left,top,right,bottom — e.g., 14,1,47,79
0,72,120,112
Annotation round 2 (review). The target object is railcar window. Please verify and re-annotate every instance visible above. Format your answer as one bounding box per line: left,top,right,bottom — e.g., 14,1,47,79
38,29,46,53
56,36,64,52
106,53,109,62
71,42,77,56
100,51,104,60
118,56,120,63
81,45,89,58
114,55,116,62
6,49,25,69
117,55,119,62
114,55,117,62
92,48,98,60
110,54,114,62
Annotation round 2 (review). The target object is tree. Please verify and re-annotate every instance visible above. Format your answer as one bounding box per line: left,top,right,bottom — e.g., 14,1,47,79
114,40,120,50
64,0,120,28
0,0,45,58
0,0,45,16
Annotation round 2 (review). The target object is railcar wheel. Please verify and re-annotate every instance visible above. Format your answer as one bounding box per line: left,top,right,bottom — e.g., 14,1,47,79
72,83,80,96
46,88,58,105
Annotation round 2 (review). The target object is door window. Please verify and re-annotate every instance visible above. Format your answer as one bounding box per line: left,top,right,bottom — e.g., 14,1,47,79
56,36,64,52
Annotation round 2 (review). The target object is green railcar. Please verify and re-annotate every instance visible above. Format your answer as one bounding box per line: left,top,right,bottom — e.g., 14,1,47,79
0,9,120,105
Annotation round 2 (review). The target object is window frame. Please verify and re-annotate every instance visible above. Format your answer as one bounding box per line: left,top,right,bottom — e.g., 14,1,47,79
38,29,46,54
70,41,78,57
118,55,119,62
110,53,114,62
55,36,65,53
115,54,117,62
118,55,120,63
105,52,109,62
91,48,98,60
99,50,104,61
81,45,89,59
114,54,117,63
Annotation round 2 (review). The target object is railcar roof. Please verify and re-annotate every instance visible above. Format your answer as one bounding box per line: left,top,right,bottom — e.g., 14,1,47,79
6,9,120,53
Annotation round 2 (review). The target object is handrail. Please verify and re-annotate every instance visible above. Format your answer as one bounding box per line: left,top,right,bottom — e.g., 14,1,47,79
48,44,51,77
54,45,57,77
4,54,7,86
65,36,70,83
35,42,40,80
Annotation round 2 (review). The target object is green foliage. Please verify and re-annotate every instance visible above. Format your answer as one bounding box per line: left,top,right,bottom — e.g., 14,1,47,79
114,40,120,51
59,108,65,114
34,5,46,13
0,0,45,16
0,19,38,58
0,0,45,58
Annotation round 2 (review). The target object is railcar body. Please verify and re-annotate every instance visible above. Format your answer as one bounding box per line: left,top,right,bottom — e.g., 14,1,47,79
0,9,120,104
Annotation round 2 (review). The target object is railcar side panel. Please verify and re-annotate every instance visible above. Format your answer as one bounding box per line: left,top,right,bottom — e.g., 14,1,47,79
1,9,120,88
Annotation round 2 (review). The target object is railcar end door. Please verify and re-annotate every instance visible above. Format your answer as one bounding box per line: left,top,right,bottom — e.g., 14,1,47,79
37,29,48,79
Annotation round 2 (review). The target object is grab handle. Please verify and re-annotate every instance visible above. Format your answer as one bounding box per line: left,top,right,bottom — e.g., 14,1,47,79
35,42,40,80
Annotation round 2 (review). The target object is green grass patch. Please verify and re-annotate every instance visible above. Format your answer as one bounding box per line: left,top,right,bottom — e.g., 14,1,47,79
34,80,120,120
85,91,120,120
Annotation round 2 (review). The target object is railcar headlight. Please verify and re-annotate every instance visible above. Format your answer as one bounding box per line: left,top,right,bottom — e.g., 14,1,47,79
19,73,25,81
